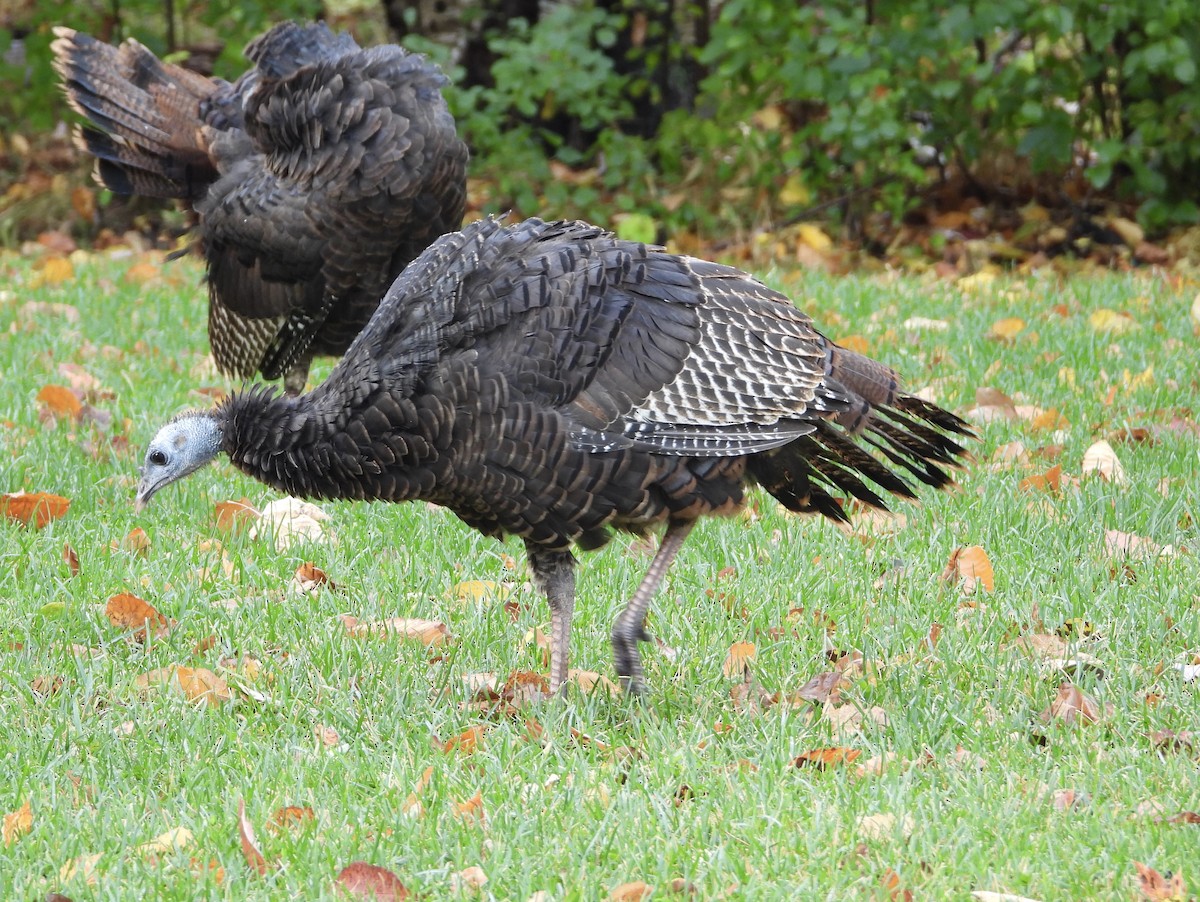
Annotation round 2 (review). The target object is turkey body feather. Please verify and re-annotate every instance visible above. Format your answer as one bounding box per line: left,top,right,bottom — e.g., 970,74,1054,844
53,20,469,392
137,217,973,695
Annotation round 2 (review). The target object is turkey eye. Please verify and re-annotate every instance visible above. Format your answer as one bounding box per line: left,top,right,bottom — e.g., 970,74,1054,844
149,450,168,466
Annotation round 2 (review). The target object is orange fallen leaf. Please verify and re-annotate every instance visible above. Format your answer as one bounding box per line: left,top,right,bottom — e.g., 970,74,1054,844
1,491,70,528
40,255,74,285
63,542,80,576
441,725,487,755
214,499,259,533
123,261,160,283
987,317,1026,341
1134,861,1186,901
941,545,995,594
292,562,330,593
236,799,269,876
120,527,152,556
105,593,170,641
1039,683,1104,726
452,790,486,824
401,766,434,818
793,747,861,769
175,666,232,707
1019,463,1062,494
722,641,757,678
839,334,870,355
266,806,316,834
335,861,410,900
3,800,32,845
609,881,653,901
37,384,83,419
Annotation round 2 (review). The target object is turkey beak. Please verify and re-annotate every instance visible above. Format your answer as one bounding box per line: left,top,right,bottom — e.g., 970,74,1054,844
135,469,157,512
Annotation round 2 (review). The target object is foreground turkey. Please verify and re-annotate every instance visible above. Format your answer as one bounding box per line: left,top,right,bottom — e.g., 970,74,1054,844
136,217,972,696
53,21,468,392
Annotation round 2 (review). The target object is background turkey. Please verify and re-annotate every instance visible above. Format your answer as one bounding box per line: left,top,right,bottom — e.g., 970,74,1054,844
135,217,973,697
52,21,469,393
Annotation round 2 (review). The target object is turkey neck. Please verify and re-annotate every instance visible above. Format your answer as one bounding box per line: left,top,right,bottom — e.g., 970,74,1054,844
216,384,434,503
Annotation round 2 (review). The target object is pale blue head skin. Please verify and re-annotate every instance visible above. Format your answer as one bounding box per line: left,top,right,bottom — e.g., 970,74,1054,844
135,413,223,510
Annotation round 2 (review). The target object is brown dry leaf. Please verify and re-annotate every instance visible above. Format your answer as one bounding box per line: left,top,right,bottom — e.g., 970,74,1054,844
793,747,861,769
1081,440,1126,484
825,701,889,739
105,593,170,641
1039,683,1104,726
1134,862,1186,901
1169,812,1200,825
609,881,654,901
1019,464,1063,494
987,317,1026,341
292,562,331,593
335,861,410,900
236,800,269,876
722,641,757,678
250,497,330,550
3,800,32,845
452,791,486,824
266,806,315,834
730,670,775,714
63,542,81,576
1,491,71,528
214,499,259,533
1051,788,1087,812
441,725,487,754
941,545,995,594
795,671,847,704
401,766,434,818
1008,633,1071,658
37,384,83,419
175,667,232,707
524,627,553,666
343,616,449,646
30,675,65,696
1104,529,1176,560
121,527,152,556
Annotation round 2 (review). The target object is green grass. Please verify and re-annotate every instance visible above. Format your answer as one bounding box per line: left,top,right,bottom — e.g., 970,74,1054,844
1,250,1198,900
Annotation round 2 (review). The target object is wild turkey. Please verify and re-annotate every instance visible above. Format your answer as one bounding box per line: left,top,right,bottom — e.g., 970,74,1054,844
136,217,972,696
52,21,469,393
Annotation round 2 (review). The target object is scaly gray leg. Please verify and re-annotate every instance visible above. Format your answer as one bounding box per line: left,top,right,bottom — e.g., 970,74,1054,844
283,362,310,396
526,543,577,696
611,520,695,695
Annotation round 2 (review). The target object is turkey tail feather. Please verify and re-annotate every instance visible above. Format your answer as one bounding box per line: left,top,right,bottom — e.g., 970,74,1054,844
51,27,218,200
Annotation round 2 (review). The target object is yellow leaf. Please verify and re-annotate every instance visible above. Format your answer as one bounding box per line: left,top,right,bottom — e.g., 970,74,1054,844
138,826,193,856
780,174,810,206
175,666,232,707
41,256,75,285
451,580,511,605
722,641,757,678
3,800,32,845
838,334,870,355
1088,308,1136,333
59,852,102,885
957,269,997,292
987,317,1026,341
1122,365,1154,391
795,222,830,251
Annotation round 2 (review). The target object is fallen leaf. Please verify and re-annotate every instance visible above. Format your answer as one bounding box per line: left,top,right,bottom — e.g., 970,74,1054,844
1134,862,1186,901
3,800,32,845
63,542,80,576
608,882,654,901
59,852,101,885
453,866,489,891
292,562,331,593
120,527,152,556
236,800,269,876
314,724,342,748
857,812,914,841
175,667,232,707
1038,683,1104,726
1104,529,1176,560
441,725,487,755
987,317,1026,341
1,491,71,528
250,497,330,550
1019,464,1062,494
451,580,511,604
40,256,75,285
37,384,83,419
722,641,757,678
335,861,410,900
266,806,316,834
214,499,259,532
105,593,170,641
138,826,193,856
342,616,449,645
452,791,486,824
794,671,847,704
1081,440,1126,484
793,747,861,769
941,545,995,594
1089,308,1137,334
401,766,434,818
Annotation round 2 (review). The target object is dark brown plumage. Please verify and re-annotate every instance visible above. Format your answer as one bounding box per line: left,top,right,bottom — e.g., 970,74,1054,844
137,217,973,696
53,21,469,392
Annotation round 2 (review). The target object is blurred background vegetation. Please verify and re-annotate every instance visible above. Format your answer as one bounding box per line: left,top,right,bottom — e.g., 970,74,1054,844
1,0,1198,253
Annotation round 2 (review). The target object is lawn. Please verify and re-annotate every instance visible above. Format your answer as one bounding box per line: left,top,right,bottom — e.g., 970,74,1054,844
1,246,1197,900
